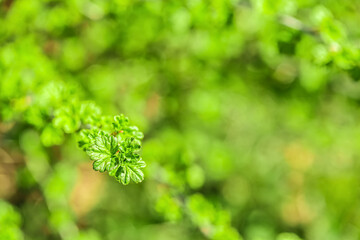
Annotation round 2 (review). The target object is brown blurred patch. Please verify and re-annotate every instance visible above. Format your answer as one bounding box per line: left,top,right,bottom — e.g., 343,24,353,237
69,163,104,217
281,194,314,226
1,0,14,11
282,142,317,226
0,122,15,133
200,227,212,238
288,171,304,189
0,148,18,199
284,142,314,171
273,61,297,84
145,93,161,120
0,173,15,198
43,40,60,57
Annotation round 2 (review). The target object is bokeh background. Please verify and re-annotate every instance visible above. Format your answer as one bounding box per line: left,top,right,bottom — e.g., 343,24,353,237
1,0,360,239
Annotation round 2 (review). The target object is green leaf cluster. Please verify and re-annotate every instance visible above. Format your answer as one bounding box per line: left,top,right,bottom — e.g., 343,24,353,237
80,115,145,184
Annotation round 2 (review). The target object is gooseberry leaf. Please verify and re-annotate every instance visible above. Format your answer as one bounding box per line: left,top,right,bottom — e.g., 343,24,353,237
116,160,146,185
87,132,118,173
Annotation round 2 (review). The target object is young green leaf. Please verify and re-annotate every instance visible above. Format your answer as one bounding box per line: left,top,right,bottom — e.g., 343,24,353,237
116,160,146,185
86,132,118,173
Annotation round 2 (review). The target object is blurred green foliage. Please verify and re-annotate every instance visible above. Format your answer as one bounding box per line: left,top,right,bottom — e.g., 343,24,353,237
1,0,360,239
0,200,23,240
